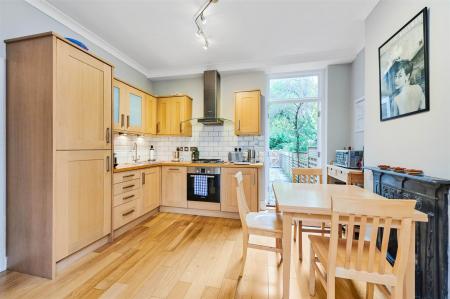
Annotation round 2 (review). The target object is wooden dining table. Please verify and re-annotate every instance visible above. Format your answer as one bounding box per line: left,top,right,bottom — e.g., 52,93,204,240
272,182,428,299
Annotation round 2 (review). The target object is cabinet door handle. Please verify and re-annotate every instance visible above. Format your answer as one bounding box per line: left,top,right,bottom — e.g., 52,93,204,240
142,173,146,185
106,156,110,172
123,174,135,178
121,114,125,128
126,115,130,128
179,123,182,133
123,184,135,190
123,194,135,200
168,168,179,171
106,128,110,143
238,120,241,131
156,122,160,133
122,209,135,217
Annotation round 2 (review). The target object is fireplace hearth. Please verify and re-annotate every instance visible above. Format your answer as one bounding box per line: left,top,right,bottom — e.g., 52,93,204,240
367,167,450,299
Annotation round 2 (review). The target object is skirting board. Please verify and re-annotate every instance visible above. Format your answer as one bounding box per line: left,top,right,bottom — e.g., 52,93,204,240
160,206,240,219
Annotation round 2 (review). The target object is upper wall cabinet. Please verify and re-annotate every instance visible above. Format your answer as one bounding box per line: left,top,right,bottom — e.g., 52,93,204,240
113,79,146,134
55,39,112,150
235,90,261,136
157,95,192,136
144,94,157,135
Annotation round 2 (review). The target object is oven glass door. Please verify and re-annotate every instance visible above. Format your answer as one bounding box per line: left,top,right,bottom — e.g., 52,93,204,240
187,173,220,203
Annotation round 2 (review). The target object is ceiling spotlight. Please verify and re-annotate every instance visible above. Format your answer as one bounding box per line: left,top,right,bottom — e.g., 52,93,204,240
194,0,218,50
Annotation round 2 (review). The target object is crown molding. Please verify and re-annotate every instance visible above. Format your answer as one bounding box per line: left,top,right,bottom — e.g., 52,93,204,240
24,0,151,77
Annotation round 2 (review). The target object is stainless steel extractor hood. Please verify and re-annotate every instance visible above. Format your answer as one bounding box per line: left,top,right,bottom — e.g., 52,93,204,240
198,70,225,125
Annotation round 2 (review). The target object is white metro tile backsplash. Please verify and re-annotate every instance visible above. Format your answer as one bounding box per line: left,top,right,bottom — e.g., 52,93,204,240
113,123,265,164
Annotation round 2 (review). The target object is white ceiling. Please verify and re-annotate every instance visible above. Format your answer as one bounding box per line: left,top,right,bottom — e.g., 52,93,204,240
45,0,378,79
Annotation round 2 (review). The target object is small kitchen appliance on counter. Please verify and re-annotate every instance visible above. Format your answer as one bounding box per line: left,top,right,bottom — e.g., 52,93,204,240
334,150,363,169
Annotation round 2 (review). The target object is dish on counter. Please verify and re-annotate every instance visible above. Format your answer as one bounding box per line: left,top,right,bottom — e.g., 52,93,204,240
377,164,391,170
405,169,424,176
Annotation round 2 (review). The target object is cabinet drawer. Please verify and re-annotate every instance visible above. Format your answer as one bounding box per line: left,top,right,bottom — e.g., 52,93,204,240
328,166,348,183
113,170,141,184
113,200,138,230
113,188,141,207
113,179,141,195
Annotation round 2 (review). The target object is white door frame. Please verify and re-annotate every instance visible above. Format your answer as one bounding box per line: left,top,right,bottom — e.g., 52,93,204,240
264,70,326,206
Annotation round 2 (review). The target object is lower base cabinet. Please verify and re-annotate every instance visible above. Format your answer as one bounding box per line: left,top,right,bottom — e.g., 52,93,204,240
55,150,112,261
220,168,258,213
113,167,161,230
161,166,187,208
140,167,161,215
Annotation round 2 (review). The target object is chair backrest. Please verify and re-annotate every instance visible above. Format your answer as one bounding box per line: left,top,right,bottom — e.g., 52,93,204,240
328,196,416,282
292,167,322,184
235,172,250,231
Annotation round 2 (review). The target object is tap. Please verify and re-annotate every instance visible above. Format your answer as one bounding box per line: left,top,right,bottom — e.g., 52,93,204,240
132,142,139,163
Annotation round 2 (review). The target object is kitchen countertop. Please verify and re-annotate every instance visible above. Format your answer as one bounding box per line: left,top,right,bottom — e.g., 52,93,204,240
113,161,264,173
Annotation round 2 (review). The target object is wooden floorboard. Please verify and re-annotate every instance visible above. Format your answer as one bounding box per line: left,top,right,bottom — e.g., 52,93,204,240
0,213,384,298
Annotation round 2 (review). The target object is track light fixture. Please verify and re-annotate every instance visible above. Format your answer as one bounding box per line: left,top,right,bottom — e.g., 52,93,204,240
194,0,218,50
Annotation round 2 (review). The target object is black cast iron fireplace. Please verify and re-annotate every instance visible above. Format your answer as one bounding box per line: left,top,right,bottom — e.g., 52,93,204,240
367,167,450,299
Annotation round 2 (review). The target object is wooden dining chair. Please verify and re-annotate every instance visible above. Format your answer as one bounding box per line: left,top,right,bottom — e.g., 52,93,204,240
291,167,329,261
235,171,283,277
309,196,416,299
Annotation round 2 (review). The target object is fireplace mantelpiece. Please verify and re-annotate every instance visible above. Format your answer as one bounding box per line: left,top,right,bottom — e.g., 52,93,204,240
366,167,450,299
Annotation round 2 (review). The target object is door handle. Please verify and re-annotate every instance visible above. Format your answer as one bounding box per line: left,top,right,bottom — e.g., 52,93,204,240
122,209,135,217
179,123,182,133
123,194,135,200
123,174,135,178
106,128,110,143
106,156,110,172
123,184,135,190
142,173,146,185
126,115,130,128
238,120,241,131
121,114,125,128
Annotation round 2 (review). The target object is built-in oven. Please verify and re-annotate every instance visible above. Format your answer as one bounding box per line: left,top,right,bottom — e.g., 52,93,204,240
187,167,220,203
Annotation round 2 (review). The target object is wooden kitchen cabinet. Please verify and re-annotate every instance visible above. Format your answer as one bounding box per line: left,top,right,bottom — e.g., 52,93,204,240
157,95,192,136
6,32,113,278
144,94,157,135
140,167,161,215
113,78,145,134
221,168,258,212
235,90,261,136
161,166,187,208
55,150,112,261
55,39,112,150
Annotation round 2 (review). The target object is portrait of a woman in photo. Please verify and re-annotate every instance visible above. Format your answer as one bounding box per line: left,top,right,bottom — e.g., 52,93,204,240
387,59,425,116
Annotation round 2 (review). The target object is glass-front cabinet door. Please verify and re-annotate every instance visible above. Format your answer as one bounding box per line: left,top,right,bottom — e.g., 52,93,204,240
113,86,122,130
113,79,128,131
127,91,143,133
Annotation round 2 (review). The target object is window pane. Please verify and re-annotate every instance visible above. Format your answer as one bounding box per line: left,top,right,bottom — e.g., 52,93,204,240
270,76,318,99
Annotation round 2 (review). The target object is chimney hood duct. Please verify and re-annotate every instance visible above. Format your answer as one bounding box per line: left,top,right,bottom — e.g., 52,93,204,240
198,70,225,125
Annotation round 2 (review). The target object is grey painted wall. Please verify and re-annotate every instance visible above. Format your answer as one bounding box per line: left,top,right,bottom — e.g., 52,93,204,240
350,49,365,150
326,63,352,164
0,0,153,272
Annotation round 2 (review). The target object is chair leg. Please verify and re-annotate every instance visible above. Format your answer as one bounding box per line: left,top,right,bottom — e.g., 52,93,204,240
327,274,335,299
240,232,249,277
298,221,303,261
276,238,283,262
293,220,297,242
366,283,374,299
309,243,316,296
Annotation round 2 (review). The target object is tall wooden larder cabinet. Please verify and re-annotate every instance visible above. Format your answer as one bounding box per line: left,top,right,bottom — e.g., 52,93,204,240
6,32,113,279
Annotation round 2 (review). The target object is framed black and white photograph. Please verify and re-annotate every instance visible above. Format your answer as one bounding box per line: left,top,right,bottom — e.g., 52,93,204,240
378,7,429,121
